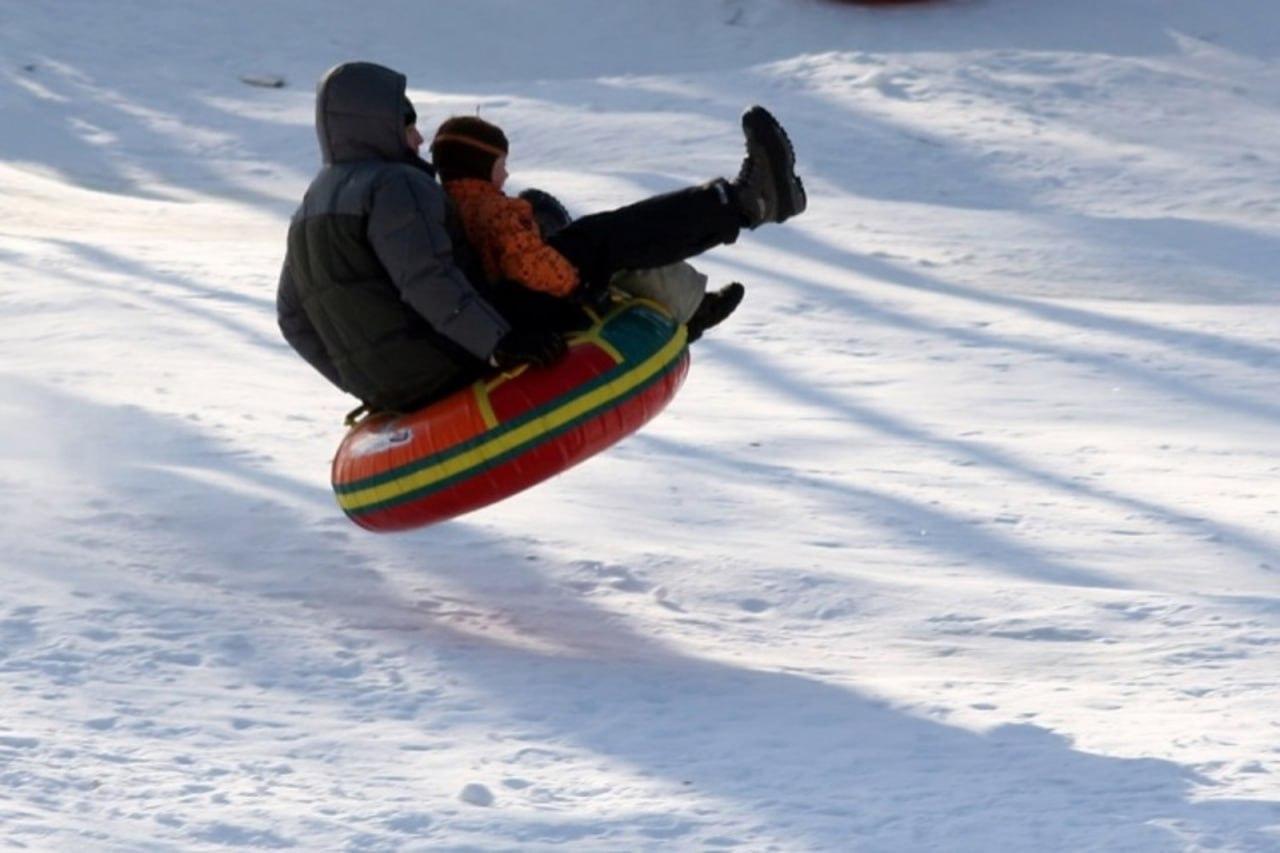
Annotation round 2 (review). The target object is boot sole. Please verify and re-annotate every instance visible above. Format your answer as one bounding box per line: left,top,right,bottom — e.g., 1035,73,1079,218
742,106,807,222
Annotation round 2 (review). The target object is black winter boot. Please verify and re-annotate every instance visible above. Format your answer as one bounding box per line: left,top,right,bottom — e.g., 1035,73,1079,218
730,106,807,228
686,282,745,343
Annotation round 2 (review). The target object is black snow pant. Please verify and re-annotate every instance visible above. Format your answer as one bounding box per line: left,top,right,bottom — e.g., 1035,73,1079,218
486,182,742,332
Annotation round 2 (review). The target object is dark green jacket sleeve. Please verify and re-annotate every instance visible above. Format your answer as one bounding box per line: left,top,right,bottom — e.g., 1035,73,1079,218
366,170,510,360
276,258,346,390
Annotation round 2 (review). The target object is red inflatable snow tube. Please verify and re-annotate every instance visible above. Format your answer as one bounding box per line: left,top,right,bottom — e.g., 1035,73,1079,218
331,300,690,532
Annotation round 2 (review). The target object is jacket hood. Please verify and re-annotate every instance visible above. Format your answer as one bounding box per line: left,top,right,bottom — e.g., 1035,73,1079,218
315,62,415,165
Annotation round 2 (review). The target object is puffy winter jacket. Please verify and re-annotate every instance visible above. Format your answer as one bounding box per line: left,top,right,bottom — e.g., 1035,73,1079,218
445,178,580,297
276,62,510,410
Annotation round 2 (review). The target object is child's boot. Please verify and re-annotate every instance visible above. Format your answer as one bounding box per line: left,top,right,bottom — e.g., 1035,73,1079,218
687,282,746,343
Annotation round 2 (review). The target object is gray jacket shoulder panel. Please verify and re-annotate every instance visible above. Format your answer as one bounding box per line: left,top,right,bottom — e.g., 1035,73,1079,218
296,161,383,219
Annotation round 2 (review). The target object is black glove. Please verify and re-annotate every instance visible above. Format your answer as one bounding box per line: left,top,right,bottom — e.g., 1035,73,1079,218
489,328,567,370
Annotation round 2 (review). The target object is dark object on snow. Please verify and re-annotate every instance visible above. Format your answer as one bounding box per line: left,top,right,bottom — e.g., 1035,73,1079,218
241,74,287,89
518,188,574,238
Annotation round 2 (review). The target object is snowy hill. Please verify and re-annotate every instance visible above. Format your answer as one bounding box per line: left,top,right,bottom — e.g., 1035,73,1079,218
2,0,1278,849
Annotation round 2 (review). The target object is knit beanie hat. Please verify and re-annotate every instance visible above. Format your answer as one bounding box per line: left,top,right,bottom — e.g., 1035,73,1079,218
431,116,509,182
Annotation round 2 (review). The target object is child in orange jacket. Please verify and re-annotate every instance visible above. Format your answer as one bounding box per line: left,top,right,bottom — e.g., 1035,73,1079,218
433,117,581,298
431,115,748,340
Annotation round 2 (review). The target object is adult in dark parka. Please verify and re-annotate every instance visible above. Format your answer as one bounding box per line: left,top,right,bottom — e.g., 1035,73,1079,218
277,62,563,411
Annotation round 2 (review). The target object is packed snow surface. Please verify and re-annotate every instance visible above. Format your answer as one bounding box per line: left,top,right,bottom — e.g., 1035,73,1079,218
2,0,1279,849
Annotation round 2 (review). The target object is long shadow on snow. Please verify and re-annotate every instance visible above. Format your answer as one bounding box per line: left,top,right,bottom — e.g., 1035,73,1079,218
809,124,1280,307
749,227,1280,407
633,431,1118,590
1052,213,1280,305
701,330,1280,577
10,379,1280,849
7,238,283,355
0,58,302,214
730,72,1280,306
